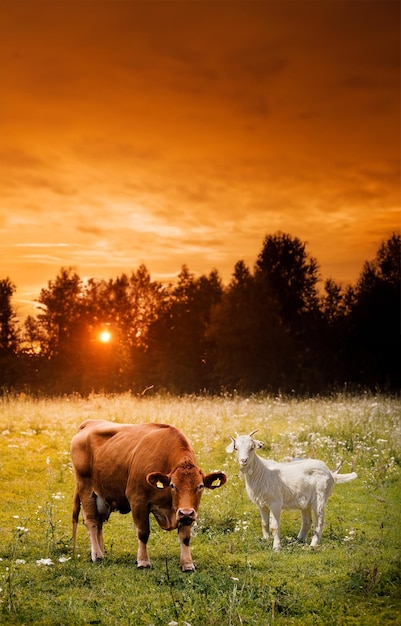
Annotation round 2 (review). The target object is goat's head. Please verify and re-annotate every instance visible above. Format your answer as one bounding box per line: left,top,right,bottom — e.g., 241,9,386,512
226,431,263,469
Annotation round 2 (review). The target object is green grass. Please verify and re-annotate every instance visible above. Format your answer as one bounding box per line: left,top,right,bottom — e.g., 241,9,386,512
0,393,400,625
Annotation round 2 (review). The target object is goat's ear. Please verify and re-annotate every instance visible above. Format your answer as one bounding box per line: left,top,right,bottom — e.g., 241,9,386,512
254,439,264,449
226,436,235,453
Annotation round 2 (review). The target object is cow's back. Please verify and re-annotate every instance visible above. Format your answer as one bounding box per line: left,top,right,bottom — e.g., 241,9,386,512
128,426,196,482
71,421,188,512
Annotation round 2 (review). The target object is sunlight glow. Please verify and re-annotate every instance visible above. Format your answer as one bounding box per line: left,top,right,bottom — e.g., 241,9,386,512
99,329,112,343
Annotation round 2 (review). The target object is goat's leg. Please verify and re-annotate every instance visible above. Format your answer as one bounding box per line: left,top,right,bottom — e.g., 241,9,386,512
310,501,326,547
260,506,270,540
269,503,282,551
298,507,312,542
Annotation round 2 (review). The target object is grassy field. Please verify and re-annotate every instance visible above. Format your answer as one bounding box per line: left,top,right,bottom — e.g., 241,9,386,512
0,393,400,625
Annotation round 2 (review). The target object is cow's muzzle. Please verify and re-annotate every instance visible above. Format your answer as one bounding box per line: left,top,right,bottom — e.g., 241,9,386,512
177,508,196,526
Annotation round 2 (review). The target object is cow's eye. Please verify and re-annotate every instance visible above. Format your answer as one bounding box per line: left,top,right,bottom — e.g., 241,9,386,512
198,484,204,491
169,483,175,490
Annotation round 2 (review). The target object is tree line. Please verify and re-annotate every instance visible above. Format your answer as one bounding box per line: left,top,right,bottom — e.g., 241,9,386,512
1,232,400,396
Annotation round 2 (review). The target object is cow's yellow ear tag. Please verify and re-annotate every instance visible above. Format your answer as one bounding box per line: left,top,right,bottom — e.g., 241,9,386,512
211,478,221,487
156,480,164,489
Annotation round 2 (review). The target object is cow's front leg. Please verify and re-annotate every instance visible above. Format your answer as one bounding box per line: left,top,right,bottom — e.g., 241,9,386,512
178,524,195,572
132,509,151,568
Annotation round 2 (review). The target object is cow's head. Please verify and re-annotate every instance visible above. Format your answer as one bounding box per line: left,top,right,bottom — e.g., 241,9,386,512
147,460,226,526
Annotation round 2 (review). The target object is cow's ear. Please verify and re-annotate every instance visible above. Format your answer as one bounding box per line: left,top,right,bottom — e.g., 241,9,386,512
203,471,227,490
146,472,170,489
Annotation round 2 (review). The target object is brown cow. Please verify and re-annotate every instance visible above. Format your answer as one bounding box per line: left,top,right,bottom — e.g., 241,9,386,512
71,419,226,571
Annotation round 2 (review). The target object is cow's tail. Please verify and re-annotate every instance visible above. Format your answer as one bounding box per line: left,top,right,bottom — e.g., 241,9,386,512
72,487,81,556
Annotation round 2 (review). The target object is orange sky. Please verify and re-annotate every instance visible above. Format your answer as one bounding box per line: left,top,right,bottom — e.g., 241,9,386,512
1,0,400,319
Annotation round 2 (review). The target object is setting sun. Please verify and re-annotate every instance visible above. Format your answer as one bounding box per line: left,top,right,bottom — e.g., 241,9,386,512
99,329,112,343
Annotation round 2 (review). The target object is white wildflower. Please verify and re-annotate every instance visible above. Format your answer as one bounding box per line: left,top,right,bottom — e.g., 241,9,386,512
15,559,26,565
58,556,71,563
36,558,53,566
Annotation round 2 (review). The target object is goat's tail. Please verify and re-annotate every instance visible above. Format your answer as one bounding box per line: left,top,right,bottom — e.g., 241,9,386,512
332,470,358,484
72,487,81,556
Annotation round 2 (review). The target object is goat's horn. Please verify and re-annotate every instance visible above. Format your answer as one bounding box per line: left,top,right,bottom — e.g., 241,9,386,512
248,429,258,437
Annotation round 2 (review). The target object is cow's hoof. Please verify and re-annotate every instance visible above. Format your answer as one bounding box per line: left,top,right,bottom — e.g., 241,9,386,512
137,562,151,569
182,565,196,573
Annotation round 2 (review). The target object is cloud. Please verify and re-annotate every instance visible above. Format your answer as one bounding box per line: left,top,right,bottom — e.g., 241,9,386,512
0,0,399,317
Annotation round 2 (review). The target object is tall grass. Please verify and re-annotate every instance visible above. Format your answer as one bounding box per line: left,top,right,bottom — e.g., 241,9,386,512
0,393,400,625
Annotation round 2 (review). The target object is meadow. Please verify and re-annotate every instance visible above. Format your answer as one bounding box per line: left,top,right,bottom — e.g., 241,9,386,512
0,393,400,625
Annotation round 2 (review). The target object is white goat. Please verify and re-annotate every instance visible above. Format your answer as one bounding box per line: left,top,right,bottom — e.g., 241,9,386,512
226,432,357,550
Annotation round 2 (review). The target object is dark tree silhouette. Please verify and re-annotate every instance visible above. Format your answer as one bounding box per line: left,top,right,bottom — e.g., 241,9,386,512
345,233,401,389
0,278,19,391
81,266,165,392
208,260,290,392
0,278,18,352
146,267,223,393
3,231,399,395
255,232,321,327
253,232,323,391
28,268,86,392
24,265,165,394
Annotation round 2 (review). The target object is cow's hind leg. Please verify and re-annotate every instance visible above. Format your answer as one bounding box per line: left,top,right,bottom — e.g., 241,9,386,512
80,490,104,561
72,487,81,556
178,525,195,572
